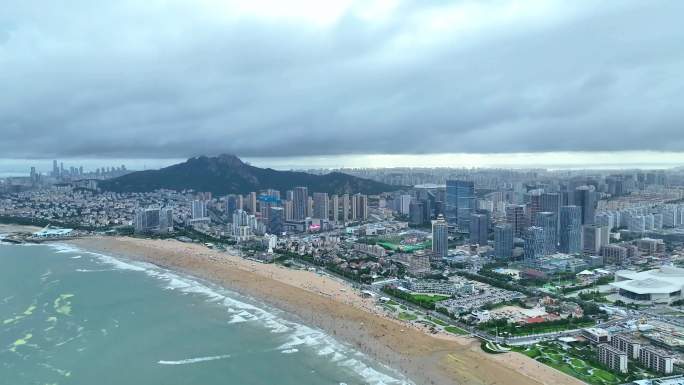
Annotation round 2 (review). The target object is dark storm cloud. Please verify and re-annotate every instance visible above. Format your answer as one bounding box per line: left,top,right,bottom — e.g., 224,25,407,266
1,0,683,159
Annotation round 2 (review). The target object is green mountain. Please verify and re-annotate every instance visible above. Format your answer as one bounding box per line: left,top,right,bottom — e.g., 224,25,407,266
99,154,398,195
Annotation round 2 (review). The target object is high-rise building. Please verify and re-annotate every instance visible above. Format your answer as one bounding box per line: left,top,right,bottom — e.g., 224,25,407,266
409,201,424,225
268,207,284,235
597,344,628,374
248,192,257,214
135,207,173,234
283,200,293,221
639,346,674,374
432,215,448,259
494,224,514,259
469,213,489,246
524,226,545,265
575,186,598,225
506,204,528,237
399,194,411,215
293,187,308,220
535,211,557,255
342,194,350,222
446,180,475,232
560,205,582,254
582,224,609,254
331,195,340,223
313,192,329,220
541,192,561,237
191,200,208,220
526,190,543,223
352,194,368,221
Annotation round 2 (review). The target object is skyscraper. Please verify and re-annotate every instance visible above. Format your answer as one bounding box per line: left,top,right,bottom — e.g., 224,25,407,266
342,194,350,222
313,192,329,220
446,180,475,232
409,201,424,225
575,186,598,225
506,204,528,237
353,194,368,221
268,207,284,235
494,224,514,259
524,226,545,265
331,195,340,223
582,224,609,254
560,205,582,254
541,192,561,237
398,194,411,215
191,200,207,220
293,187,308,220
469,213,489,246
535,211,557,255
432,215,448,259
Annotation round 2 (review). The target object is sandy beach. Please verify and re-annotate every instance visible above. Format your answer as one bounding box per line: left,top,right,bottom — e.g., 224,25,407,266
0,223,42,233
69,236,585,385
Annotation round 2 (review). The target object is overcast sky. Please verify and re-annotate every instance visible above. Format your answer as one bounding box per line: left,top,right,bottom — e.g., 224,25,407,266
1,0,683,163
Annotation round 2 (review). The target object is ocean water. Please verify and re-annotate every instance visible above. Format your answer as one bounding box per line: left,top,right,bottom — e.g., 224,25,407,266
0,242,411,385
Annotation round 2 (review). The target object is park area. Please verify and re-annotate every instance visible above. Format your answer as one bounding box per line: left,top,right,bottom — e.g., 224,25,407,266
512,342,653,385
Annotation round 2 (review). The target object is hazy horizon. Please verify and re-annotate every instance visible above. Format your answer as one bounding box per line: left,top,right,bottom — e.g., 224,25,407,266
2,150,684,177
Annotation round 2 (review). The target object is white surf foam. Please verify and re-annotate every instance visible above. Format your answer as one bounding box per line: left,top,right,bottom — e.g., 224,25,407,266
158,354,231,365
54,244,413,385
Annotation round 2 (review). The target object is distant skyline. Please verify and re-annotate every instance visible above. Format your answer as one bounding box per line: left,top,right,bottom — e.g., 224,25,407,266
2,150,684,177
2,1,684,159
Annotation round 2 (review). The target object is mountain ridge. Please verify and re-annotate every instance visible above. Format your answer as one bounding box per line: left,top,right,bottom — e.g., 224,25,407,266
99,154,399,195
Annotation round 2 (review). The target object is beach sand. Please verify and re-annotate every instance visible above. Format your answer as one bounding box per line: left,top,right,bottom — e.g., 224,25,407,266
0,223,42,233
70,236,585,385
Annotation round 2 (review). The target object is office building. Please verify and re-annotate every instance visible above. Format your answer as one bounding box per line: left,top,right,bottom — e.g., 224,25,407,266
506,204,528,237
268,207,284,235
575,186,598,225
560,205,582,254
494,224,514,259
409,201,424,225
535,211,557,255
582,224,609,254
432,215,448,259
446,180,475,232
523,226,545,265
469,213,489,246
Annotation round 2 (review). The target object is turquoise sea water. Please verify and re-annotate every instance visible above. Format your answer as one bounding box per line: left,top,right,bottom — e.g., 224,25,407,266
0,242,411,385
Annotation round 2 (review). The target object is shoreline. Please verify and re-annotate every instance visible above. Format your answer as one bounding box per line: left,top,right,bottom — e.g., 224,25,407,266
0,223,42,234
68,236,585,385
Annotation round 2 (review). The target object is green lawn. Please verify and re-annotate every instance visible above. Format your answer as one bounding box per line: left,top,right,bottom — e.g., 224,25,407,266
398,312,418,321
445,326,469,335
512,342,646,385
409,293,450,304
425,316,448,326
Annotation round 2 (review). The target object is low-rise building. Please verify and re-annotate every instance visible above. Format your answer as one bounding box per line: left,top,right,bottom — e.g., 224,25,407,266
611,266,684,305
583,327,610,344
